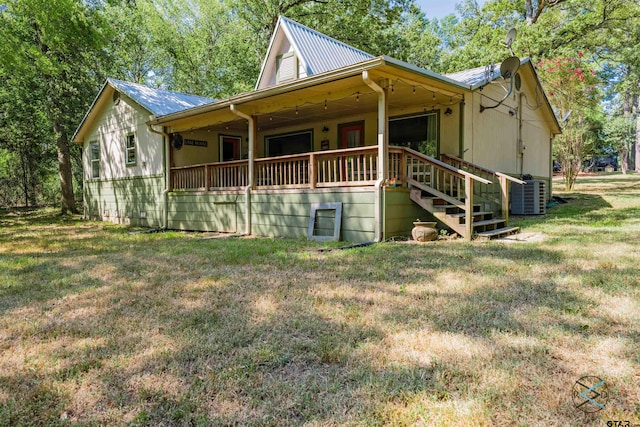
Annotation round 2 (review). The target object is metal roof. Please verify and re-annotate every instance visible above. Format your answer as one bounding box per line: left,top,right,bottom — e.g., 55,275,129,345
108,78,215,117
279,16,374,76
445,58,530,90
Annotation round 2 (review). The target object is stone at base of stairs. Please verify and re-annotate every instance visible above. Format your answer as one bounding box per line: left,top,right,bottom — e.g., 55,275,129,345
475,226,520,241
492,231,547,243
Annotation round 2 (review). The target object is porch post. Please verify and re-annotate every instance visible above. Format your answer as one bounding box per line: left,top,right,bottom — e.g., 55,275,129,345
230,104,255,235
363,71,389,242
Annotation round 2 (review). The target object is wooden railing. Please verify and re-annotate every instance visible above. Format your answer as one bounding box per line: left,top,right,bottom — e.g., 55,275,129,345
210,160,249,189
403,147,492,239
171,160,249,191
315,146,379,187
440,153,526,220
171,164,207,191
169,149,509,224
255,153,310,188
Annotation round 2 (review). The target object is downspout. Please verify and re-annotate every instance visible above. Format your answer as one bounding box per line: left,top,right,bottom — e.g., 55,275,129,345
518,93,525,176
362,70,388,242
230,104,254,236
458,97,465,158
147,123,170,229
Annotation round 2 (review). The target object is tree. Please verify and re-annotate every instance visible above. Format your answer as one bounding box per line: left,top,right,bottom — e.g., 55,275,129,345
537,54,600,190
0,0,110,213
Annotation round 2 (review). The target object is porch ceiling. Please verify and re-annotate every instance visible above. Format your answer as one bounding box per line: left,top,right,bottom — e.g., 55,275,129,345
164,67,465,133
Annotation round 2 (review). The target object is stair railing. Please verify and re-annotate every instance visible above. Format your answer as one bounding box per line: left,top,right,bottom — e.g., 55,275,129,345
440,154,526,222
401,147,491,240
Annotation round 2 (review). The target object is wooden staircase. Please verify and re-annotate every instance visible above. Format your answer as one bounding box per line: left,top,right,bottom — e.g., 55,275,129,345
409,186,519,241
397,148,524,241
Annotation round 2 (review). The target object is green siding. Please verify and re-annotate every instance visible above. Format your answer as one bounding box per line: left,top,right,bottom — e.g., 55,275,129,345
384,187,432,238
84,175,163,227
251,190,375,242
167,192,246,233
85,179,432,241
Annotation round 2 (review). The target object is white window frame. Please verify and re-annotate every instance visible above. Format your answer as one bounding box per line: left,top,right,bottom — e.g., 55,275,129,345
89,141,100,179
125,132,137,166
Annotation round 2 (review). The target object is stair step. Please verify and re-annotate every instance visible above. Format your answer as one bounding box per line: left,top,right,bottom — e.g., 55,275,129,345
472,218,506,228
476,226,521,240
447,211,493,219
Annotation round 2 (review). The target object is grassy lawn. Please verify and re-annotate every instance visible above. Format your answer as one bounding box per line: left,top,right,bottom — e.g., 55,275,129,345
1,174,639,426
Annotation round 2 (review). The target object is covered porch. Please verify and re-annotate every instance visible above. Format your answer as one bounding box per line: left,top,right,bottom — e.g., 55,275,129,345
150,61,519,241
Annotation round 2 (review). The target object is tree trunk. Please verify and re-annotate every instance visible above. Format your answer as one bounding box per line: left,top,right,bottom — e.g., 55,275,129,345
55,123,77,214
635,96,640,173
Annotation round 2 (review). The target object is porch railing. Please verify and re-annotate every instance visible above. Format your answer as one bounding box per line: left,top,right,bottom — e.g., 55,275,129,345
169,149,503,212
171,160,249,191
439,153,526,220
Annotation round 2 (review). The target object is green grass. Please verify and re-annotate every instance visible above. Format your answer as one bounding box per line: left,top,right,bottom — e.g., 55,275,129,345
1,175,639,426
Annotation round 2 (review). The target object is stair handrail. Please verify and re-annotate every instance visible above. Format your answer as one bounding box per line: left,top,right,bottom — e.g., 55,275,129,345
440,153,525,223
403,147,492,185
439,153,526,185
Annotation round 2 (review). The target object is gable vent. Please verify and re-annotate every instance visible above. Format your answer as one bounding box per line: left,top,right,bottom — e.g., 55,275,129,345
277,53,297,83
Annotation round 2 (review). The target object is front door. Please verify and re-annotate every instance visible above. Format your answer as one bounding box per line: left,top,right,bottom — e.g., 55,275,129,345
339,122,364,149
220,135,241,161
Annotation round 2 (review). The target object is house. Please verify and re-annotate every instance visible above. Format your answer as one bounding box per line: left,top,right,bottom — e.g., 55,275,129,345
73,16,561,241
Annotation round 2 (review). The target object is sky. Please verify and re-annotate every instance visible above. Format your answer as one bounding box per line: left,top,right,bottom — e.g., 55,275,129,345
414,0,487,19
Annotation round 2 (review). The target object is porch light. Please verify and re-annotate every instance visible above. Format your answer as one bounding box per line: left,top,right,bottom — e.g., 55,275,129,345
356,92,360,102
295,106,299,115
432,92,436,102
413,86,416,94
444,107,453,116
324,100,327,110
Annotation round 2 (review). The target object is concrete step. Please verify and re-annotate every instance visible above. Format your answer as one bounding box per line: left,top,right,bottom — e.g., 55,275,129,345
475,226,521,240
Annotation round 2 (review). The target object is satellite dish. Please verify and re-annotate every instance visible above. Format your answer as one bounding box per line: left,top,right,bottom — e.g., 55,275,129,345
171,133,183,150
480,56,521,113
505,28,517,55
500,56,521,79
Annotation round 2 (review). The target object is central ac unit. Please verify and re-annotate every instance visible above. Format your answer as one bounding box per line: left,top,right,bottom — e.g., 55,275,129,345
510,180,546,215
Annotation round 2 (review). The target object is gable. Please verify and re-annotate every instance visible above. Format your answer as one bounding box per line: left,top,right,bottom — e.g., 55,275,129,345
73,79,216,143
255,16,373,90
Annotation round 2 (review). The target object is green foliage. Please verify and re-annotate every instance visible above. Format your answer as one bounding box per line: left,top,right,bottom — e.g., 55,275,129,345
0,0,111,211
1,0,640,207
537,55,600,190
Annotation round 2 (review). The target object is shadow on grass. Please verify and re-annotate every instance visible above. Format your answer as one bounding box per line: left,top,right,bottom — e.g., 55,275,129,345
1,209,638,425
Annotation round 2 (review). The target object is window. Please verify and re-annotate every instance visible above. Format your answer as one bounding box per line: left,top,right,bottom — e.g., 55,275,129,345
389,113,438,157
125,133,136,166
265,130,313,156
90,141,100,179
220,135,242,161
276,52,297,84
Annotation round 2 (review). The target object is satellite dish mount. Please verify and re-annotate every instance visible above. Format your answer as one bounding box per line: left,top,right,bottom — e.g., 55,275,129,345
480,57,520,113
480,28,521,113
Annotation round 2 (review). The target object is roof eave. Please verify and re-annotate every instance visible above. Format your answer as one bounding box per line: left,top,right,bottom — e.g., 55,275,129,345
255,16,284,91
151,56,389,125
72,79,111,144
381,56,472,91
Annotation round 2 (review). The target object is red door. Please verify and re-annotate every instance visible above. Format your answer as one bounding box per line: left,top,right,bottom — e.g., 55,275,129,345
340,123,364,149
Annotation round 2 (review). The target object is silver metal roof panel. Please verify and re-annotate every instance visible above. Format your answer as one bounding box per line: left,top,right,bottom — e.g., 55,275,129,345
280,17,374,76
108,78,215,117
